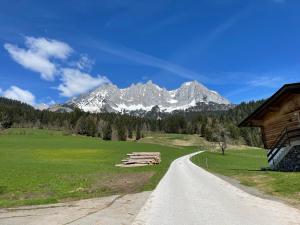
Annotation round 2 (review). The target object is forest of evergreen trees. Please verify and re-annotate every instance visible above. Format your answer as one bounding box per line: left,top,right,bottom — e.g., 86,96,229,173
0,97,264,147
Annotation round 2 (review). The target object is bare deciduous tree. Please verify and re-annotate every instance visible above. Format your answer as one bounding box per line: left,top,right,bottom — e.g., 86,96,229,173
219,131,227,155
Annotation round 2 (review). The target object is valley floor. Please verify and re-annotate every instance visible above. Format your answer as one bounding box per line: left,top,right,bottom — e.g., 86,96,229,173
0,128,197,208
3,127,300,224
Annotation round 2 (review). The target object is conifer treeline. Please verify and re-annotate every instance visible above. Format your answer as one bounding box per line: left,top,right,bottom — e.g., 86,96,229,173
0,97,264,147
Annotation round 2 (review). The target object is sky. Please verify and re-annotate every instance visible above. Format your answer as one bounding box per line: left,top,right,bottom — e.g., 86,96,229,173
0,0,300,106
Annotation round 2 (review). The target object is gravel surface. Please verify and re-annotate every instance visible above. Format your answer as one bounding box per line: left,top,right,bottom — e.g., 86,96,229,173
133,151,300,225
0,192,151,225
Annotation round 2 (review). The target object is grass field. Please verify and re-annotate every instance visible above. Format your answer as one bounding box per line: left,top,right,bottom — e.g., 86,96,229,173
192,149,300,207
0,128,197,208
139,132,210,148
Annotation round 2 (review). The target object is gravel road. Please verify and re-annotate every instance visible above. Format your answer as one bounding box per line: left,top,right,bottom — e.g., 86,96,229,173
133,151,300,225
0,192,150,225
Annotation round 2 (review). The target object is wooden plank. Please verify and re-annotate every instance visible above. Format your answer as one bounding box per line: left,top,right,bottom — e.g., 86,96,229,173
128,156,160,159
118,152,161,167
130,152,160,155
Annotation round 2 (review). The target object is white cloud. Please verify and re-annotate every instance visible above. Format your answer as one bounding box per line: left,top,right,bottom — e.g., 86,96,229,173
75,55,95,71
48,100,56,105
25,37,73,59
4,43,57,81
58,68,110,97
248,75,284,88
224,74,294,99
2,86,36,106
4,36,111,99
4,37,73,81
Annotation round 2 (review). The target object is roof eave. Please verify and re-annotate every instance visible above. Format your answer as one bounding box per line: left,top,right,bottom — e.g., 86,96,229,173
238,83,300,127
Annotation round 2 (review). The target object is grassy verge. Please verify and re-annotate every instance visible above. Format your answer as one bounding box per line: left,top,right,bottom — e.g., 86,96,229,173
0,128,197,208
191,149,300,207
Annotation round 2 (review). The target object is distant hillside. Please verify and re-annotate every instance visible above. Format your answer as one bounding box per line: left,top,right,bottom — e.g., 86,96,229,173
0,97,36,129
0,97,34,110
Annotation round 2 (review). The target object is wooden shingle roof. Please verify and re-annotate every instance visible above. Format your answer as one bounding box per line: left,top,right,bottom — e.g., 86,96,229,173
239,83,300,127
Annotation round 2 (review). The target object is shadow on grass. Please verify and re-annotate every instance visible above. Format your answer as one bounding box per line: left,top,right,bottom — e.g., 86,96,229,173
228,168,267,172
228,168,295,173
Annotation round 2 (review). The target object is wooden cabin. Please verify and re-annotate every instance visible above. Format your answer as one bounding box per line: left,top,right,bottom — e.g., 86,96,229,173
239,83,300,171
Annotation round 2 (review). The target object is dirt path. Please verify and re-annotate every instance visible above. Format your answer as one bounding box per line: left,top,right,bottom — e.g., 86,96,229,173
133,151,300,225
0,192,150,225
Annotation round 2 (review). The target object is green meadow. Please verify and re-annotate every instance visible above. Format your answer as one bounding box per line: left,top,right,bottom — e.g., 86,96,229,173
192,149,300,207
0,128,196,208
3,128,299,209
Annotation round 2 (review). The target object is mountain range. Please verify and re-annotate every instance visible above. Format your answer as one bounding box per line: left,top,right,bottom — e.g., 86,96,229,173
65,80,231,113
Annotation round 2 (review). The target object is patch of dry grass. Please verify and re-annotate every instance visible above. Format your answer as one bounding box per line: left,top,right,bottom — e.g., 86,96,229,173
139,133,210,148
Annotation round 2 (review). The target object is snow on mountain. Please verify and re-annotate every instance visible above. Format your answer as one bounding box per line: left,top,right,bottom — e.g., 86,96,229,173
68,80,230,113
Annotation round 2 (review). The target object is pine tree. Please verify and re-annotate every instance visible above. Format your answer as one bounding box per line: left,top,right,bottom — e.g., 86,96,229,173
116,122,127,141
102,123,112,140
86,116,96,137
128,128,133,139
136,125,142,140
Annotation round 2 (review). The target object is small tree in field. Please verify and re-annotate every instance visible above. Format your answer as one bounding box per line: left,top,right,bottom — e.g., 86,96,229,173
219,131,227,155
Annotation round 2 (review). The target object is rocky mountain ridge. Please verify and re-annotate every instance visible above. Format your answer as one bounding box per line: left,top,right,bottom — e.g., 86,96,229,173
66,80,231,113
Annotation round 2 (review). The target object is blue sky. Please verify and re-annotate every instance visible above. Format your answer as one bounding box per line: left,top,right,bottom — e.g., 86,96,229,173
0,0,299,106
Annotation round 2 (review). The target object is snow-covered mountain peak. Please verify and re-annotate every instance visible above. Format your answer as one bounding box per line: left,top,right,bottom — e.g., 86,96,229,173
182,80,201,86
68,80,230,113
179,80,207,90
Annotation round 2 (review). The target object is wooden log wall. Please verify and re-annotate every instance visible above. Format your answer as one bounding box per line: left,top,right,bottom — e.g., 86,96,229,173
262,94,300,148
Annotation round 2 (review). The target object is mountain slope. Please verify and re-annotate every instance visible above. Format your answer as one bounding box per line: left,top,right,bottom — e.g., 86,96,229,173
68,80,230,113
